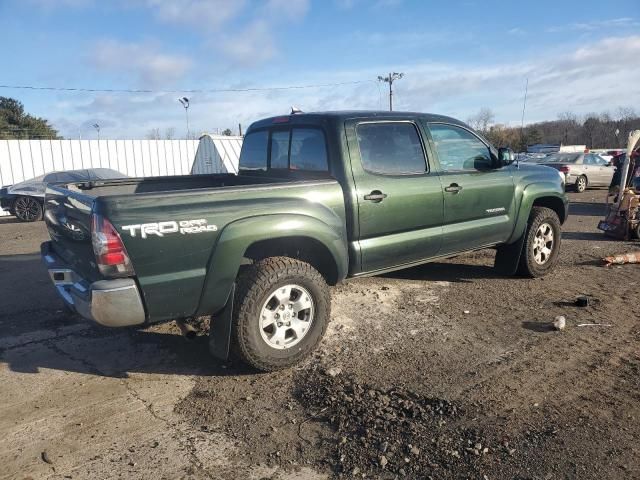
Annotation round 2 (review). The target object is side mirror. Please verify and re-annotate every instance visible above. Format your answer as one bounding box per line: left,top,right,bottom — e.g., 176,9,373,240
498,147,515,166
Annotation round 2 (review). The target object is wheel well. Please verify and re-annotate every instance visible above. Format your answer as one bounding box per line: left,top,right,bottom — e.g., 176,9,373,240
532,197,566,224
244,236,339,285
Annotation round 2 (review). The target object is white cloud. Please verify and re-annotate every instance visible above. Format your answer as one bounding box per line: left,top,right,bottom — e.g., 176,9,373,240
263,0,309,21
90,40,192,86
24,0,94,8
57,35,640,138
138,0,246,30
547,17,640,33
217,20,278,67
508,27,525,36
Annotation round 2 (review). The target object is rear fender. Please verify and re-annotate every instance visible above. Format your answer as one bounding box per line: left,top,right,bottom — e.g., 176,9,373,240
196,213,348,316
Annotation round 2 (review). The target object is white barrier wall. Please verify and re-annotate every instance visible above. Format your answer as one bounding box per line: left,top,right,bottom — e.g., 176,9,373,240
0,139,200,187
0,137,243,216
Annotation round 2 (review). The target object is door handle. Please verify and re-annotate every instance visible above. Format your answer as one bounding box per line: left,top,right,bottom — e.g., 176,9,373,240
363,190,387,203
444,183,462,194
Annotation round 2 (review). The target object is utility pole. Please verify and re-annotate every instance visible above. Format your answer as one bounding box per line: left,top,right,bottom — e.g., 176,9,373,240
377,72,404,111
238,123,242,136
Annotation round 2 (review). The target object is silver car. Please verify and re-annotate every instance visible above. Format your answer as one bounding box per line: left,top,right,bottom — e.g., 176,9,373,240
537,153,614,193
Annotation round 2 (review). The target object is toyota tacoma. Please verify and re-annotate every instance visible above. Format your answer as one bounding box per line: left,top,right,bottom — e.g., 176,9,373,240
41,111,568,371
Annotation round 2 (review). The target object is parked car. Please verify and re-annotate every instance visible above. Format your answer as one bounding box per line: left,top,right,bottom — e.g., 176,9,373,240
536,152,614,192
41,111,567,371
1,168,126,222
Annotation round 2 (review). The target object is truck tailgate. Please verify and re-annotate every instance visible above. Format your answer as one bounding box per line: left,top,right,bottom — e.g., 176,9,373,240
43,185,102,282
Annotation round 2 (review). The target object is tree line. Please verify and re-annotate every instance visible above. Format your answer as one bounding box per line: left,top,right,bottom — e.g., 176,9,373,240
0,96,60,139
467,107,640,152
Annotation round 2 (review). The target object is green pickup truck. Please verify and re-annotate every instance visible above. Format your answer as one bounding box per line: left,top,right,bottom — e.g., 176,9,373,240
42,111,568,371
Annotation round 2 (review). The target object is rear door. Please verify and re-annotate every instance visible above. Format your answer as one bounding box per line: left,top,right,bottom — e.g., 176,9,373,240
582,154,603,185
425,122,516,254
345,119,444,273
586,154,614,185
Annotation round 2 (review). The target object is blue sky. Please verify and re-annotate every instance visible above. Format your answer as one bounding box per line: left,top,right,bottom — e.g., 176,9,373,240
1,0,639,138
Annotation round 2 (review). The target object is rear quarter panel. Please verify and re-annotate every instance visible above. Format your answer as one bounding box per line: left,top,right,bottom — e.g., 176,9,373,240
98,180,347,322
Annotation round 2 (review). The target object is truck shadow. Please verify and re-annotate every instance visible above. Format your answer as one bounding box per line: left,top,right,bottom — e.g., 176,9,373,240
0,253,253,378
382,260,501,282
568,202,607,217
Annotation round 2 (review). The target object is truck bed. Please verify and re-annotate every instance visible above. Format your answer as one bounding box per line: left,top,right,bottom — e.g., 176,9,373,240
44,172,347,323
67,172,296,197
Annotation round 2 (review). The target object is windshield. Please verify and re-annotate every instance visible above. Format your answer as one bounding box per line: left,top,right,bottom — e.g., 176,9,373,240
540,153,580,163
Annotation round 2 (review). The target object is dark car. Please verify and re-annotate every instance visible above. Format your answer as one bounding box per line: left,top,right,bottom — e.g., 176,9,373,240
1,168,126,222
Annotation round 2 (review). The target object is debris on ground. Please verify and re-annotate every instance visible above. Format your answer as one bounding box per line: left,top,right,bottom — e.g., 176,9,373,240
603,251,640,267
297,369,489,478
577,323,613,327
575,296,590,307
553,316,566,331
41,451,53,464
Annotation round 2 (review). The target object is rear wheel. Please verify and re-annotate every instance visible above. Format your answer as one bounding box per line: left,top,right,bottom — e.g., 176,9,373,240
231,256,330,371
13,196,42,222
575,175,587,193
517,207,561,277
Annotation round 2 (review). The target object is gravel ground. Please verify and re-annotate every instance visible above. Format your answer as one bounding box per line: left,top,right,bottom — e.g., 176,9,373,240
1,190,639,479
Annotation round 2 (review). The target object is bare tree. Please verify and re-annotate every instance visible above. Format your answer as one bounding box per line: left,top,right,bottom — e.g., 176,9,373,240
146,128,161,140
467,108,495,134
164,127,175,140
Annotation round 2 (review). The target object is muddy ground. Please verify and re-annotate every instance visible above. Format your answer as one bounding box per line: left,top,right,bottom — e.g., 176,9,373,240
0,190,639,480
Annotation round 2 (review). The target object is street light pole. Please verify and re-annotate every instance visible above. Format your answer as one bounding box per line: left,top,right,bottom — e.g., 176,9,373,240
377,72,404,111
178,97,190,139
92,123,100,141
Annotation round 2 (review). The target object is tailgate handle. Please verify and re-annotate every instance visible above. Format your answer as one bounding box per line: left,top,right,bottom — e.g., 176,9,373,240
364,190,387,203
444,183,462,194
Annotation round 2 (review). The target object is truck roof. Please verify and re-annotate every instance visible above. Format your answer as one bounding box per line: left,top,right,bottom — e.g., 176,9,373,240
247,110,467,131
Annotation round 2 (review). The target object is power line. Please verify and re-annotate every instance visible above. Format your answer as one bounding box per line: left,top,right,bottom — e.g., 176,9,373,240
0,79,374,94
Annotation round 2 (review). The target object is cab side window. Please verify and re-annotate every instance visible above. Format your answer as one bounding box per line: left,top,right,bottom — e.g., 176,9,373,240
429,124,493,171
290,129,328,171
356,122,427,175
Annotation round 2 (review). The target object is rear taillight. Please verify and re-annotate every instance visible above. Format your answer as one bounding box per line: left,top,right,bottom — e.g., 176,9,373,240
91,214,134,277
559,166,571,174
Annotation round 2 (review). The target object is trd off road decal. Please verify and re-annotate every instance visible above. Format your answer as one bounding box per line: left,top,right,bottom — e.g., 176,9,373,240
121,219,218,239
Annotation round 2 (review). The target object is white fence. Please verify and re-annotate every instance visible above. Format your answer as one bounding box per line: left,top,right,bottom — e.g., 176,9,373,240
0,139,200,188
0,137,244,216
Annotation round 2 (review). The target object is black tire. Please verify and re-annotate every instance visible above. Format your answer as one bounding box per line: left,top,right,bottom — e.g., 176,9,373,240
13,196,43,222
517,207,561,277
231,256,330,371
575,175,587,193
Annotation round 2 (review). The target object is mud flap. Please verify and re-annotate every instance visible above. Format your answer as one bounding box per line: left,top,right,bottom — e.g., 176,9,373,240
208,284,235,361
494,234,526,276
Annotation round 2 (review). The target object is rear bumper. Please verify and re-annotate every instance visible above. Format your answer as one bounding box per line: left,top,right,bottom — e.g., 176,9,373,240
41,241,146,327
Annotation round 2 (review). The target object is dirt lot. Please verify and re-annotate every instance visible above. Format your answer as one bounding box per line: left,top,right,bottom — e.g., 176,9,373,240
1,190,639,480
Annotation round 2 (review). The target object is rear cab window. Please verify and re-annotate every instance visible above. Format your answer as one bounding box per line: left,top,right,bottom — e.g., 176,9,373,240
239,127,329,173
355,122,427,175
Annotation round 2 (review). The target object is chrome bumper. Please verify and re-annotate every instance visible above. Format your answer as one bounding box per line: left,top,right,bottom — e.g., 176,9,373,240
41,242,146,327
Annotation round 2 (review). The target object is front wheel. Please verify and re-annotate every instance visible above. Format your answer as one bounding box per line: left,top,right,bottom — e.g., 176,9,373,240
231,256,330,371
575,175,587,193
517,207,561,277
13,196,43,222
